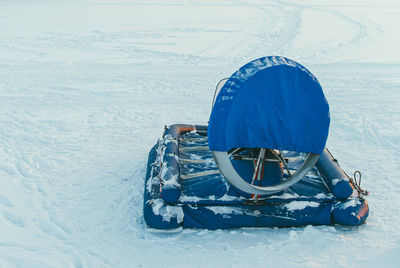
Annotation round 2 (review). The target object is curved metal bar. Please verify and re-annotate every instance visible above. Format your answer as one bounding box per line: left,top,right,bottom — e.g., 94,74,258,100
211,78,229,109
212,151,320,195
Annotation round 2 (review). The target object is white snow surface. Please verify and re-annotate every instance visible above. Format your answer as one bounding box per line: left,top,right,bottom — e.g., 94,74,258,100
0,0,399,267
284,201,320,211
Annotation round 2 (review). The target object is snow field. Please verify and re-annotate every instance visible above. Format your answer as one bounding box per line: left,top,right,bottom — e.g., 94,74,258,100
0,0,399,267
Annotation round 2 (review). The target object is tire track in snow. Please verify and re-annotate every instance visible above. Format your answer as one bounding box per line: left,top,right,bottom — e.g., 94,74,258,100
0,110,94,266
228,0,304,59
276,0,383,61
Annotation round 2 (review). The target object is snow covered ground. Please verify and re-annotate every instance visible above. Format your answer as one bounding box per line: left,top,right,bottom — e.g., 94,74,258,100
0,0,399,267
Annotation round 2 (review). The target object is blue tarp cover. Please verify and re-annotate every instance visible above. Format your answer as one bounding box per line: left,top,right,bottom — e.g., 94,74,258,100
208,56,330,154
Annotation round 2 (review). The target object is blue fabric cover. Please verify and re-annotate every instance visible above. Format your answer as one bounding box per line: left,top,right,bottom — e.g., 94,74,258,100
208,56,330,154
182,203,332,230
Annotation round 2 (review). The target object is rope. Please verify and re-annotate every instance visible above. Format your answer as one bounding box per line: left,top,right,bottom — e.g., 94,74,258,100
348,170,369,199
326,148,368,198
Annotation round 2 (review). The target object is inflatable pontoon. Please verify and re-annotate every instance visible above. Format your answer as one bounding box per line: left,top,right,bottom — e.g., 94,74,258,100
143,56,369,230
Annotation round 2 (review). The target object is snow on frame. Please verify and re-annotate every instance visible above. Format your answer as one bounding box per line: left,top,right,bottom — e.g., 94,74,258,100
284,201,321,211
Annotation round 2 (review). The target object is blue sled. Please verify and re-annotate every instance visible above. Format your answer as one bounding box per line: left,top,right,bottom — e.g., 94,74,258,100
143,124,369,230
